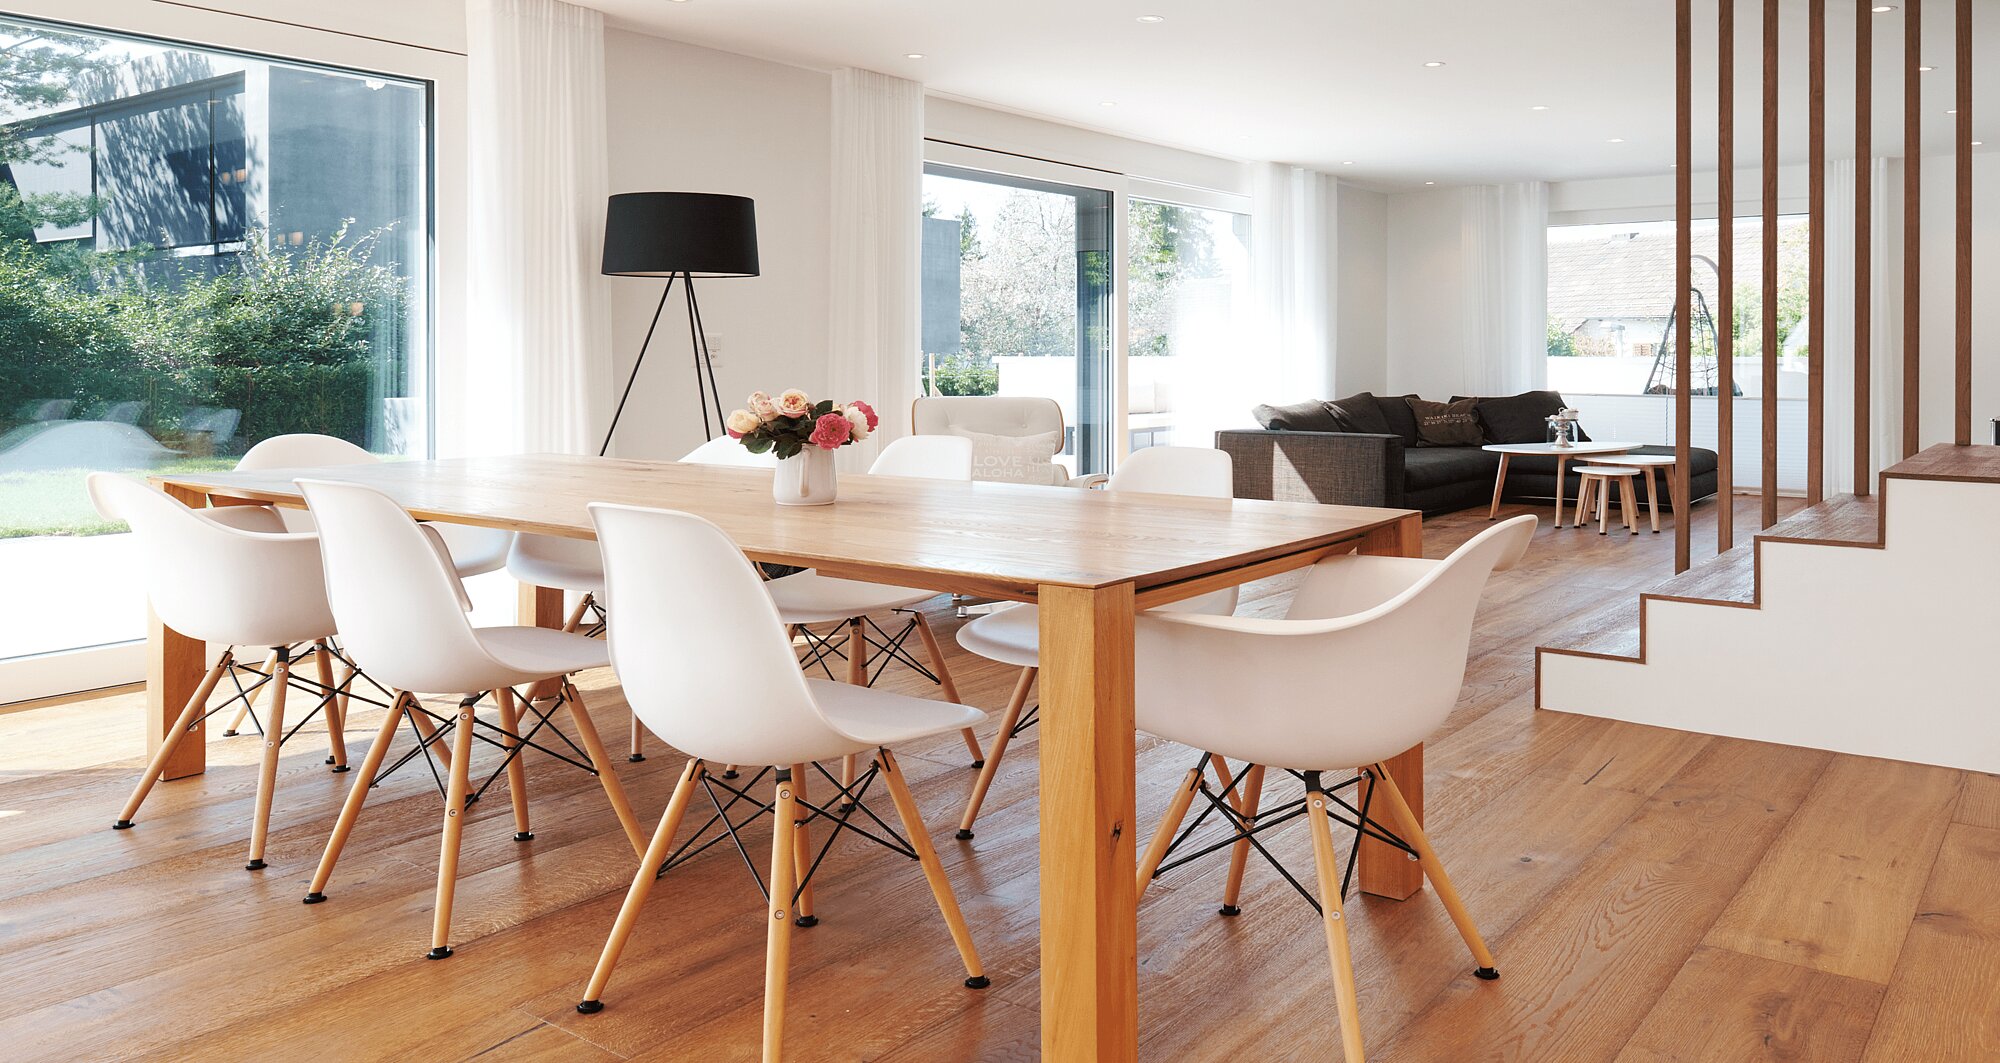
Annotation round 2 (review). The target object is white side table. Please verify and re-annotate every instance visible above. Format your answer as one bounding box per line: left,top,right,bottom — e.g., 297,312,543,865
1581,453,1682,533
1481,442,1642,527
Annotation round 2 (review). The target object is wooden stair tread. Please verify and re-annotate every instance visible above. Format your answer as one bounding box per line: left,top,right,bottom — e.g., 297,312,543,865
1537,494,1881,662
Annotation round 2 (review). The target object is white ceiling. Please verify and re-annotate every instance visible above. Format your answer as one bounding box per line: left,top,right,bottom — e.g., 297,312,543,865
586,0,1996,191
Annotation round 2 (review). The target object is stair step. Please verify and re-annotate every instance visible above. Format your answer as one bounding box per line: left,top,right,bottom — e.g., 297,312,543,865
1538,494,1881,662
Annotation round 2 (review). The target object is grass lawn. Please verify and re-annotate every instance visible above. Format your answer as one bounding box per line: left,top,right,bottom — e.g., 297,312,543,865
0,457,237,538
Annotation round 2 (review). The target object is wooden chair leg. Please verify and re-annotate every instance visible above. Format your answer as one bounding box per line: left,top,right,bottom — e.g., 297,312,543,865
762,769,802,1063
427,695,479,959
878,749,987,987
305,692,412,903
1305,776,1368,1063
1136,764,1203,899
1369,762,1499,977
845,617,866,685
791,763,818,927
911,612,982,767
577,758,706,1011
1208,754,1240,810
956,666,1036,840
562,593,592,634
564,681,646,858
114,652,232,828
629,714,646,763
223,648,278,736
1221,764,1267,915
245,649,293,871
494,686,533,840
313,639,347,771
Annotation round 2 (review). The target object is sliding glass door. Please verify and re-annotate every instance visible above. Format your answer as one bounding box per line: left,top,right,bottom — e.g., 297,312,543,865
0,15,432,701
920,163,1113,475
1126,197,1252,449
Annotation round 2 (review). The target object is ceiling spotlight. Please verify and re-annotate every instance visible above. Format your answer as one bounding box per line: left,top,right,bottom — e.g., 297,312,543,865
1871,4,1896,11
1423,60,1446,68
1531,105,1550,111
1920,65,1936,72
1607,137,1626,143
903,52,925,59
1976,141,1986,146
1948,108,1959,114
1342,160,1356,165
1100,100,1117,107
1136,14,1165,23
1425,181,1437,186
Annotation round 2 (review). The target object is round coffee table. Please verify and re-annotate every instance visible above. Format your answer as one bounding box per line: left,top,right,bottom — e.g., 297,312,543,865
1481,442,1641,526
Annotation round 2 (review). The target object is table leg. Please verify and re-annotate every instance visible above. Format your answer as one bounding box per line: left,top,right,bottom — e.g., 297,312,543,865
1487,453,1510,519
1038,582,1137,1063
1554,455,1568,528
1644,467,1662,533
1356,513,1425,900
146,484,211,780
519,584,566,702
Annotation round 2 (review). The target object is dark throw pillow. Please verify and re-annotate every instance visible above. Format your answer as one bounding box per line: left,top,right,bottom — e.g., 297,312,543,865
1406,397,1486,447
1251,399,1342,433
1322,392,1393,436
1452,390,1594,444
1372,393,1423,445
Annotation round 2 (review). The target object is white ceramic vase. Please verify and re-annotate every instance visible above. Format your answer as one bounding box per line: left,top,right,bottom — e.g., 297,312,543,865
773,447,837,506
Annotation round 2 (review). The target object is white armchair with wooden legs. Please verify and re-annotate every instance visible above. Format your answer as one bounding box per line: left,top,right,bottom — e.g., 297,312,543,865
294,478,647,960
575,503,990,1062
1128,515,1537,1062
765,435,984,788
87,473,357,871
953,444,1239,840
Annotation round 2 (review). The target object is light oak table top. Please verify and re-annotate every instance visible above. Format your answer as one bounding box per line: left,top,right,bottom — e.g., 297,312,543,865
157,453,1418,603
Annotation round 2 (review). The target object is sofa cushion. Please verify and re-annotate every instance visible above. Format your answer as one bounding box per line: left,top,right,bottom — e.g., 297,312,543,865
1454,390,1593,443
1372,393,1423,446
1406,397,1487,447
1323,392,1393,436
1402,445,1503,492
1251,399,1342,433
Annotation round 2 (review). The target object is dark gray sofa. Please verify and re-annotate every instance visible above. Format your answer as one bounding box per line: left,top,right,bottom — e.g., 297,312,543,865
1216,391,1719,517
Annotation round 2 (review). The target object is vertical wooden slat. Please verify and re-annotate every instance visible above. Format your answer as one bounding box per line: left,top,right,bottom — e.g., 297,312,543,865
1676,0,1693,574
1956,0,1973,444
1809,0,1828,503
1855,0,1874,496
1903,0,1922,458
1718,0,1736,554
1763,0,1780,527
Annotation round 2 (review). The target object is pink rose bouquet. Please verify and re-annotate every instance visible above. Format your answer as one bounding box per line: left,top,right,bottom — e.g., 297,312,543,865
725,389,872,458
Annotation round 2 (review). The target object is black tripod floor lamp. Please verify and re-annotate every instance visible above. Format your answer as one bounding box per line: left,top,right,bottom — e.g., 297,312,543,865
598,191,760,456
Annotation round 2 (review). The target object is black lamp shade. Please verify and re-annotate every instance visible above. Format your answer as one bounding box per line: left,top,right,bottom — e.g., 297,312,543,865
601,192,759,278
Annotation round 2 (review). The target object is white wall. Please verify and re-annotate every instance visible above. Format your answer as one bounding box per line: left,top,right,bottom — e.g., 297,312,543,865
1335,182,1388,394
601,30,833,461
1383,186,1467,397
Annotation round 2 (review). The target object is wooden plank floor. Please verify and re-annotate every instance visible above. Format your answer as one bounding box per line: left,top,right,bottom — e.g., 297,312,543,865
2,495,1995,1061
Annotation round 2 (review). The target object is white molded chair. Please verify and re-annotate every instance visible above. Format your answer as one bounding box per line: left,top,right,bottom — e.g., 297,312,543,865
88,473,355,871
953,445,1239,838
574,502,990,1060
295,478,647,960
681,434,781,468
765,434,984,777
1129,515,1537,1062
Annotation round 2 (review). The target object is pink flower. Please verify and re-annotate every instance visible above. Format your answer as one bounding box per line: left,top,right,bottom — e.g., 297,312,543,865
809,412,853,450
848,399,879,430
747,391,779,421
777,389,812,419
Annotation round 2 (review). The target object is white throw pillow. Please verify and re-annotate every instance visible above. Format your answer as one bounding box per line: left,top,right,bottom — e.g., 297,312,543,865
950,427,1066,485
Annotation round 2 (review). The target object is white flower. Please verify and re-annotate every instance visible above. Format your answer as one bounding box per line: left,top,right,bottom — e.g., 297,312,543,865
843,405,873,440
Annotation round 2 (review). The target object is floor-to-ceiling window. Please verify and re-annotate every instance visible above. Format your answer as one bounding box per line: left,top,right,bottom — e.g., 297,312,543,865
0,15,432,699
1125,198,1251,449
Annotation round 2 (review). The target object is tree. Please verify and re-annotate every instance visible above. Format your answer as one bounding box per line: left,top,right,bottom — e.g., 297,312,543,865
1547,316,1580,357
0,27,112,237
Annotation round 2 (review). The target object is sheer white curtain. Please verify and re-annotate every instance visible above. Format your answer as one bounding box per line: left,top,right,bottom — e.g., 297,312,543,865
1250,163,1337,407
1459,182,1549,396
1823,157,1900,496
465,0,610,455
828,69,923,470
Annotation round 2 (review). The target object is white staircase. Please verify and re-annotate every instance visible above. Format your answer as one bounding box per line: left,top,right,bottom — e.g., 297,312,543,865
1537,445,2000,774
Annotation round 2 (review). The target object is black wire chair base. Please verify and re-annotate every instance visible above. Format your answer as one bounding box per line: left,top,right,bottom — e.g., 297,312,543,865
792,612,941,688
652,757,917,913
368,684,604,805
1145,751,1418,915
213,640,396,741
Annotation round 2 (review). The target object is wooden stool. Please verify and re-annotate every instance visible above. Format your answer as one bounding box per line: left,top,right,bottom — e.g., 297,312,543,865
1586,454,1679,533
1573,466,1642,535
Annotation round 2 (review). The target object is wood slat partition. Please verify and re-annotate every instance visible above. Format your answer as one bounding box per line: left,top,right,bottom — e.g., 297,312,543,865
1718,0,1736,554
1854,0,1874,496
1809,0,1827,503
1763,0,1781,527
1957,0,1973,444
1903,0,1922,460
1675,0,1693,574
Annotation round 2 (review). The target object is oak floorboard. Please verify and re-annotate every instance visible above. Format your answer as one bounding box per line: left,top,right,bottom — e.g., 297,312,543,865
1701,756,1962,984
1613,945,1883,1063
1857,822,2000,1062
1954,771,2000,829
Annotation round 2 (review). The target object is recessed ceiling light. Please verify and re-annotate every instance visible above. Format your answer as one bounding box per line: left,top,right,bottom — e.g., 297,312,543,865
1423,61,1446,68
903,52,925,59
1607,137,1626,143
1920,65,1936,72
1136,14,1165,23
1425,181,1437,185
1342,160,1356,165
1976,141,1986,146
1948,109,1959,114
1531,105,1550,111
1100,100,1117,107
1872,4,1896,11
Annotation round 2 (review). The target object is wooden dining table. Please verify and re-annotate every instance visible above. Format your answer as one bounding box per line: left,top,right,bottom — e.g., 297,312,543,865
148,453,1426,1061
